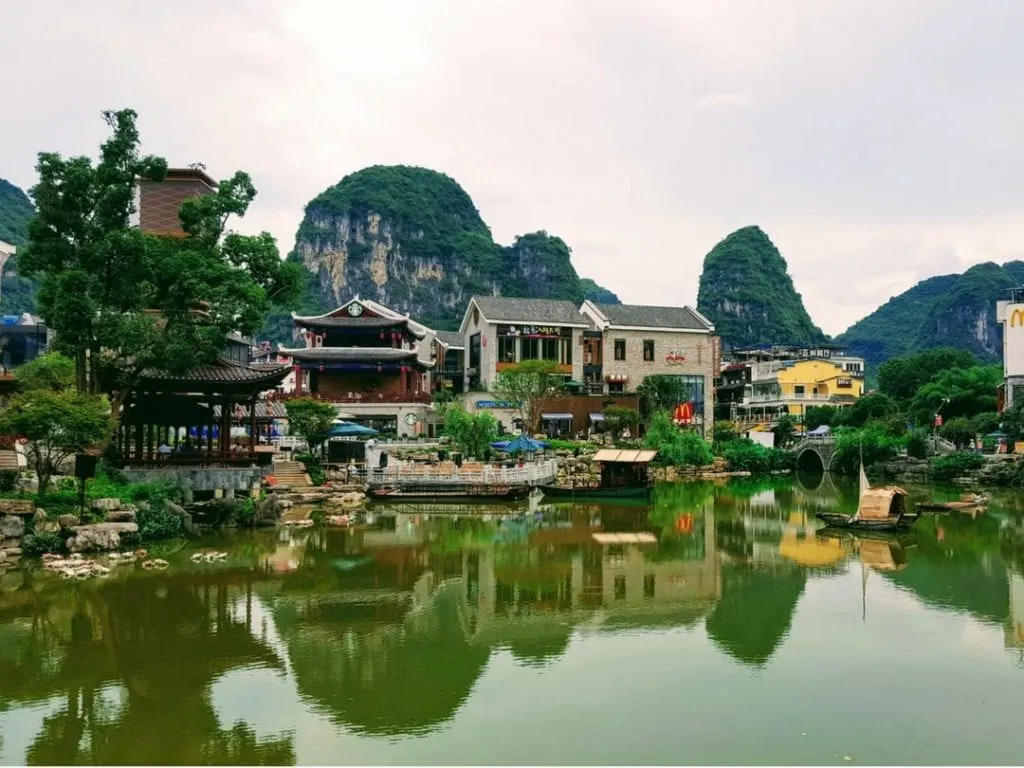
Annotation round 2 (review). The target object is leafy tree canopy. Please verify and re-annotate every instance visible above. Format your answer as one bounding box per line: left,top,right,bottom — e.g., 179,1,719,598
643,412,713,467
906,364,1002,426
877,347,978,405
19,108,299,398
491,360,564,433
442,405,499,457
284,398,337,452
0,353,113,493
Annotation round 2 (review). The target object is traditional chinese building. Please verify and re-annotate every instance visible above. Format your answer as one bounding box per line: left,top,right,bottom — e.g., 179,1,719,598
280,298,437,435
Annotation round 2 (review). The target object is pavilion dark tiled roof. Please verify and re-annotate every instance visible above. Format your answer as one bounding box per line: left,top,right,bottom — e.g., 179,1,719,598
471,296,587,326
292,315,426,337
592,303,713,331
140,357,292,387
281,347,425,363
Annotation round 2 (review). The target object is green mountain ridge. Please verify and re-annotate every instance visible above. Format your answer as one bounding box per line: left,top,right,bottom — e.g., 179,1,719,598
265,165,618,340
0,178,39,315
837,260,1024,369
696,225,827,349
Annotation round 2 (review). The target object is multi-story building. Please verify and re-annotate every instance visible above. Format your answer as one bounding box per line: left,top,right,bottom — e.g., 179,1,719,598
720,345,866,424
579,301,719,434
997,288,1024,411
459,296,588,390
280,297,437,436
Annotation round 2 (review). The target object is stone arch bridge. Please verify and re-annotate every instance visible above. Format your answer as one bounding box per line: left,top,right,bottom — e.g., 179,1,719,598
792,436,836,472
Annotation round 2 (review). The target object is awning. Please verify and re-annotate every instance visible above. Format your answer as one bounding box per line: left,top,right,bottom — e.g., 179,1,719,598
592,449,658,463
589,413,606,421
541,413,573,420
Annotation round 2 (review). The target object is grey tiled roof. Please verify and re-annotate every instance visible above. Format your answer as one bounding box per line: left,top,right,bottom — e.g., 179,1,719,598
434,330,465,348
593,303,713,331
472,296,586,325
281,347,423,363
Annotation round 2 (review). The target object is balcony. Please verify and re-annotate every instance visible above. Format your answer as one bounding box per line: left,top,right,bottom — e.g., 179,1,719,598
267,391,433,404
742,393,839,405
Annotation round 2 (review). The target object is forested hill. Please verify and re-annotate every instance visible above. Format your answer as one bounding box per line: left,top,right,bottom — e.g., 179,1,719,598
696,225,827,349
837,261,1024,369
0,178,38,315
262,165,619,341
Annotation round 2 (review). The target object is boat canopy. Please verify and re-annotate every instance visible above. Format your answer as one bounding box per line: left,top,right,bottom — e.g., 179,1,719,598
856,486,908,520
592,449,658,463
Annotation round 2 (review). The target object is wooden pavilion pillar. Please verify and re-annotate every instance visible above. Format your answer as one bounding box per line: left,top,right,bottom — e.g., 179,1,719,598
220,397,232,457
248,396,258,454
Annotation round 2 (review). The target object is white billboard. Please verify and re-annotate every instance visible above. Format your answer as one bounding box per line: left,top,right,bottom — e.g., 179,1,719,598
1002,303,1024,377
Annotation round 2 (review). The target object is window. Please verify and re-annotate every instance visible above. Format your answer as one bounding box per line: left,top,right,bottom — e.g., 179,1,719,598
837,378,852,388
794,385,805,397
614,576,626,600
614,338,626,360
542,338,559,361
521,337,539,360
498,336,516,363
643,339,655,361
608,381,624,394
644,574,655,598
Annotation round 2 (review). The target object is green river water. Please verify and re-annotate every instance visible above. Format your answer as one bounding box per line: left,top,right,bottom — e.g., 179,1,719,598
2,475,1024,765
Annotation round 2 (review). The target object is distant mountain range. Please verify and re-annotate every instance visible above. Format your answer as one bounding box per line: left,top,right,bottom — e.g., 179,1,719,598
5,164,1022,370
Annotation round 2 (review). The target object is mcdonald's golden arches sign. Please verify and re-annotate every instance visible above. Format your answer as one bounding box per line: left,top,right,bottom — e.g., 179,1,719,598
1012,307,1024,327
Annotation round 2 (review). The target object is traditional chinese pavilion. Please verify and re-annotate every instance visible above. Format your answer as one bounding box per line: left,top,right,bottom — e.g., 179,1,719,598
281,299,434,403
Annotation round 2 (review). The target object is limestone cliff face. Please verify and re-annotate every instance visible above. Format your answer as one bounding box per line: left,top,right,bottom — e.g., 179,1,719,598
838,260,1024,367
285,165,608,333
0,177,38,314
696,225,827,349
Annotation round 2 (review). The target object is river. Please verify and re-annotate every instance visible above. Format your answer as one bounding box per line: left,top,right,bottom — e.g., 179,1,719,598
2,475,1023,765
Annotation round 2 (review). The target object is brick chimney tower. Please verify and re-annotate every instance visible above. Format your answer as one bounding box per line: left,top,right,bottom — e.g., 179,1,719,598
134,166,217,236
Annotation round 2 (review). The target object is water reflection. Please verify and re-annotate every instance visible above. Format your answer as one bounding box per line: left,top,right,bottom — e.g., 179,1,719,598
2,476,1024,762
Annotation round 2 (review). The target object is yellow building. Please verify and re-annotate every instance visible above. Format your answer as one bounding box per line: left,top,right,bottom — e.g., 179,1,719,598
742,358,864,422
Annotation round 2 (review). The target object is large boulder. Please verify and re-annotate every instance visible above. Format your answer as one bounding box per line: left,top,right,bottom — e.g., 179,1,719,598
0,515,25,539
253,496,284,527
0,499,34,515
66,522,138,553
58,514,81,529
166,501,194,534
90,498,121,511
105,505,137,523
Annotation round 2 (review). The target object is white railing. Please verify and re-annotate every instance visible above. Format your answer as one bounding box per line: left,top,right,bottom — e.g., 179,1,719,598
271,436,306,452
359,459,558,487
744,393,836,404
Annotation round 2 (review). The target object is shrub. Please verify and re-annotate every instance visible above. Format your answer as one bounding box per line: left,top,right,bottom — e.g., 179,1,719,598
906,429,929,459
136,498,185,541
931,451,985,482
0,470,19,493
721,439,794,473
644,413,714,467
21,530,65,556
233,499,256,528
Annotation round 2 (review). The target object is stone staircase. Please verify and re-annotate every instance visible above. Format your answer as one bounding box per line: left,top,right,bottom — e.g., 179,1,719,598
270,460,311,489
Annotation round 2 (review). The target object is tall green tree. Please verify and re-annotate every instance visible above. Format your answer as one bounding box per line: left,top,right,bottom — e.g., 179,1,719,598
19,108,299,403
491,360,564,433
443,405,499,457
906,364,1002,426
284,398,337,454
877,348,978,405
0,353,113,493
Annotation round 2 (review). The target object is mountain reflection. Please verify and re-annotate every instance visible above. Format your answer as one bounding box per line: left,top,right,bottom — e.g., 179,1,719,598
2,477,1023,756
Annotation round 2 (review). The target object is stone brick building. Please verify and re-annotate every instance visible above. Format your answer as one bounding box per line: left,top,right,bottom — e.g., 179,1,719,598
580,301,719,435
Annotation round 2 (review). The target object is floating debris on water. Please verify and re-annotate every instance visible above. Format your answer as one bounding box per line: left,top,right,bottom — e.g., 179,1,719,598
190,551,228,563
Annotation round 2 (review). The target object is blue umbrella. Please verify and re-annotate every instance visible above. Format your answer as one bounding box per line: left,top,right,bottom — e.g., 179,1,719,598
491,434,547,453
189,426,198,438
326,421,379,438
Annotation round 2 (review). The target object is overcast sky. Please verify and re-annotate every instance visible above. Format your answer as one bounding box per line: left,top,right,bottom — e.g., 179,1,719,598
3,0,1023,335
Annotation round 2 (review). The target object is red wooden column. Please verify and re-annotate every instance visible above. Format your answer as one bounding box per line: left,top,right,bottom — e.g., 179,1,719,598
249,397,258,454
293,365,302,395
400,365,408,399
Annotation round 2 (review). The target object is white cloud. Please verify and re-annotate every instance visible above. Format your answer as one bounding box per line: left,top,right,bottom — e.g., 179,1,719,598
2,0,1024,338
693,93,751,109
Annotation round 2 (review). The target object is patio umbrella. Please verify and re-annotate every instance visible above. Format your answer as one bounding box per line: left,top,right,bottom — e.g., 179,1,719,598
326,421,379,438
491,434,547,454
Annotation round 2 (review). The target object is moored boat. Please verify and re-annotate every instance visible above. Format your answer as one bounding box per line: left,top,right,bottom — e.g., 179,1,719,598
815,454,917,531
539,448,657,500
367,484,531,503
